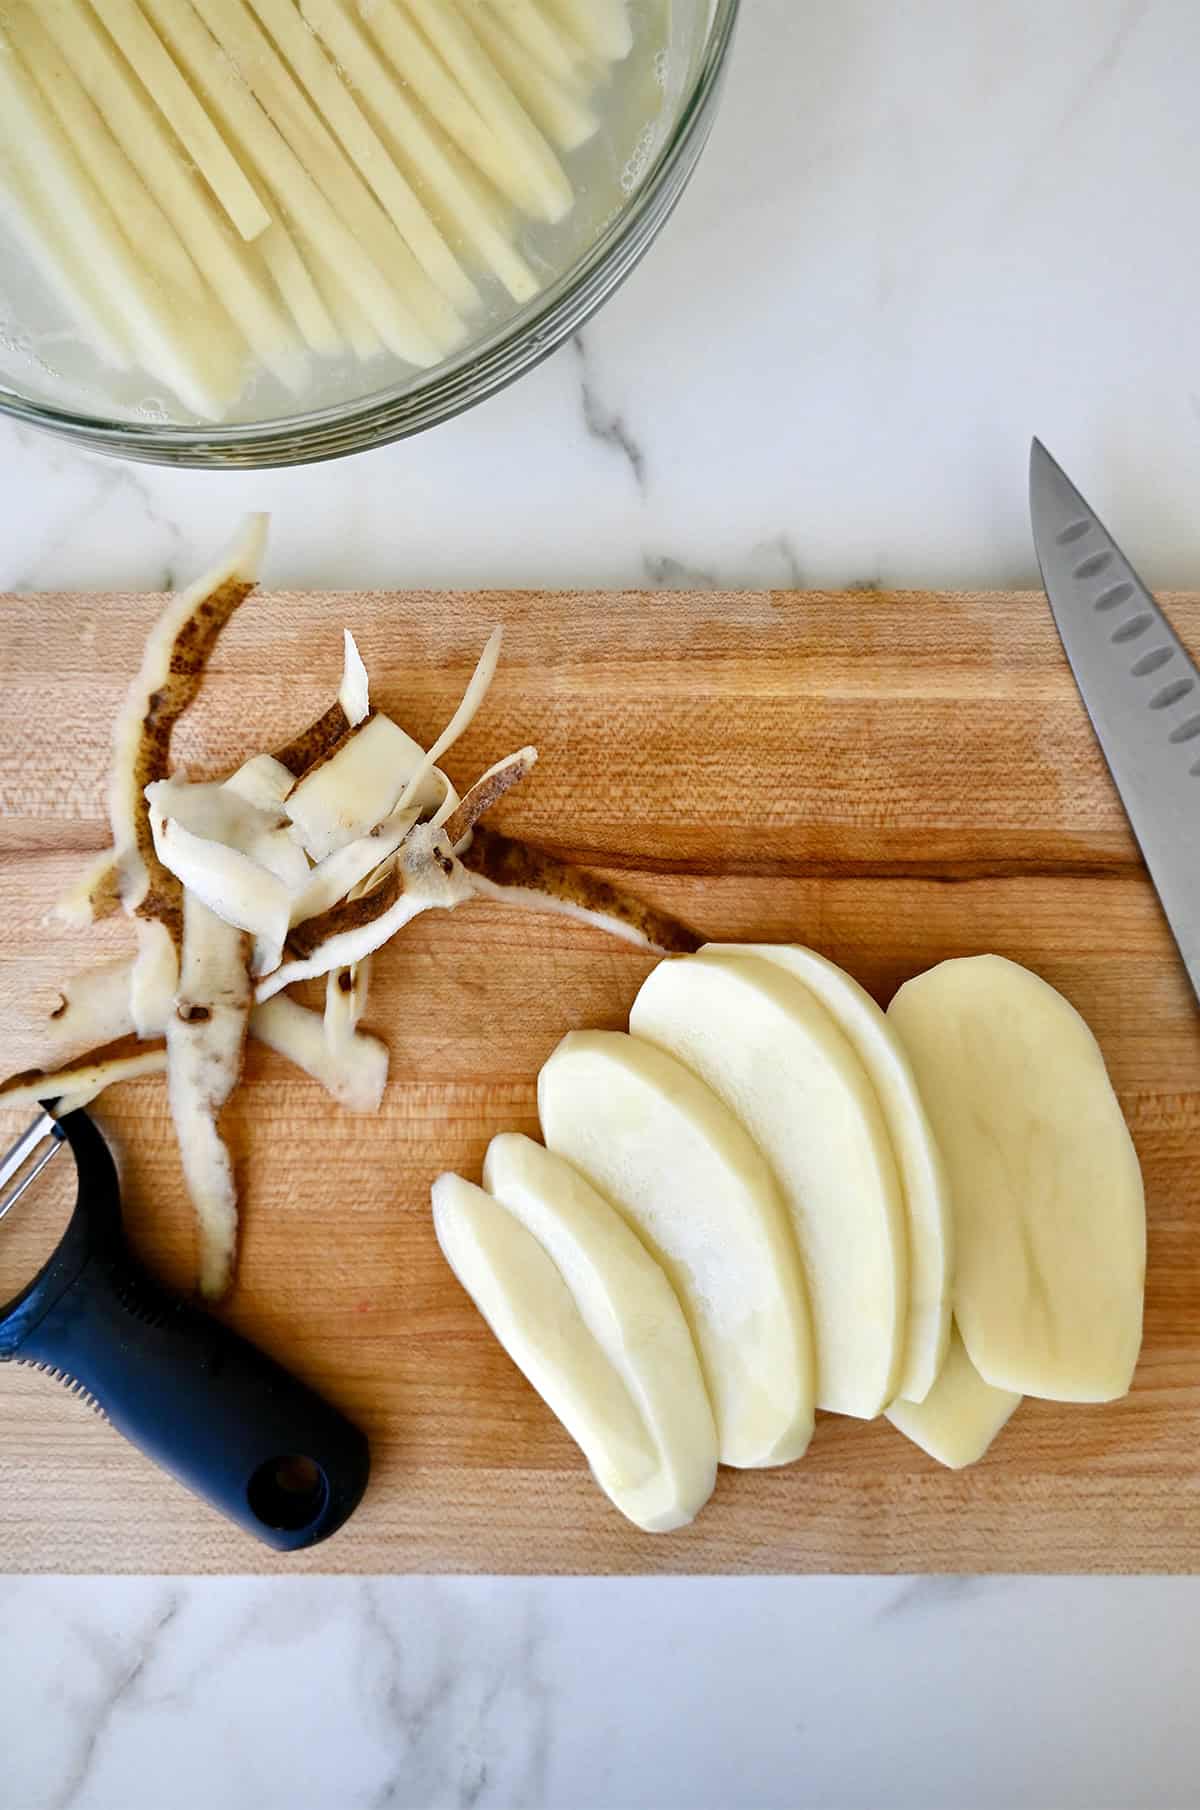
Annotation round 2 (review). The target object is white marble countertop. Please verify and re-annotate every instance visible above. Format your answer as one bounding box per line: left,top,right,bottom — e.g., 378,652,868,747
3,3,1200,1806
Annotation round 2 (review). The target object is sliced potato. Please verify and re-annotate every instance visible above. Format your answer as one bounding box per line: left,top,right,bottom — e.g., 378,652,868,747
888,955,1145,1402
886,1326,1021,1470
482,1132,717,1529
717,943,952,1405
631,952,908,1420
538,1029,814,1469
433,1173,700,1532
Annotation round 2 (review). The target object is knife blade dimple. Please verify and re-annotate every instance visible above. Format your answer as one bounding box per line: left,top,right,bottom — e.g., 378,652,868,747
1030,438,1200,1006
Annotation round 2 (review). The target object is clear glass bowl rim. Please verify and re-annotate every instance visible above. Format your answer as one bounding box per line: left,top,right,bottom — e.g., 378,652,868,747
0,0,741,467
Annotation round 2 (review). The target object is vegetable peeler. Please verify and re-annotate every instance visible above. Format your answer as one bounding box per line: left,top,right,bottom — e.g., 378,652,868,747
0,1107,370,1551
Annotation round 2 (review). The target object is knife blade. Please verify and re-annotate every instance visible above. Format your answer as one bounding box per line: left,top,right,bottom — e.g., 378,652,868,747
1030,437,1200,1005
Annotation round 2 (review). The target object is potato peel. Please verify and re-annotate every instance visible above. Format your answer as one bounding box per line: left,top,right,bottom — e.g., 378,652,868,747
0,1040,167,1114
251,993,387,1112
109,515,267,1036
284,712,446,860
461,827,701,955
167,892,253,1300
257,825,474,1000
16,564,698,1301
41,958,137,1065
441,745,537,845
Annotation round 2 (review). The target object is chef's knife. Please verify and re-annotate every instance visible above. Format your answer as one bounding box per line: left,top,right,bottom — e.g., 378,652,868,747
1030,438,1200,1004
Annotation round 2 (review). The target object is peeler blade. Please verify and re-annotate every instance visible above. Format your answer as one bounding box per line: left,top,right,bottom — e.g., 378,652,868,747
0,1112,65,1225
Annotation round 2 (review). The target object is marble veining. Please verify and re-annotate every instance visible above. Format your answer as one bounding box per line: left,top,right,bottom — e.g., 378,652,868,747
4,2,1200,1805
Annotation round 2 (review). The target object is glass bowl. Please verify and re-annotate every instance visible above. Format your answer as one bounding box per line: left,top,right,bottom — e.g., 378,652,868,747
0,0,739,467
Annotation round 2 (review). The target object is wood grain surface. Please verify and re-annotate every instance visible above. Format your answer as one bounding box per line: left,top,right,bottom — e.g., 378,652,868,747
1,586,1198,1575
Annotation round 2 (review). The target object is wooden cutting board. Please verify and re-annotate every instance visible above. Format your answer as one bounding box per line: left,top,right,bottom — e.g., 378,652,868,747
1,586,1198,1575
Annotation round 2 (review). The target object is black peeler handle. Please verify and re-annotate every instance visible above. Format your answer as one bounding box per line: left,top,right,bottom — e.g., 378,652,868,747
0,1112,370,1551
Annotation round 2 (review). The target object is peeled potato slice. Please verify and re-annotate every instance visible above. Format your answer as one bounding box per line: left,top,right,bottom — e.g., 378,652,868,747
888,955,1145,1402
631,952,908,1420
482,1133,717,1529
717,943,952,1406
538,1030,813,1469
434,1173,696,1532
886,1326,1021,1470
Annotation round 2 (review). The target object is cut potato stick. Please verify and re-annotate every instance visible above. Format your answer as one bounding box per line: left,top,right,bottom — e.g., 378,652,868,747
400,0,574,222
481,0,593,90
9,4,200,296
246,0,478,316
184,0,462,358
255,219,342,358
138,0,441,366
306,243,384,363
34,0,310,396
250,993,388,1112
0,1041,166,1113
461,827,701,954
0,143,131,369
472,8,598,152
167,893,252,1299
342,0,519,207
0,24,239,419
308,0,538,300
84,0,271,242
543,0,632,62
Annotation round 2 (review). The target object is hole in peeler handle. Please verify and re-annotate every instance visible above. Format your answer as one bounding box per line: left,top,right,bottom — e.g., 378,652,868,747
246,1454,329,1533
